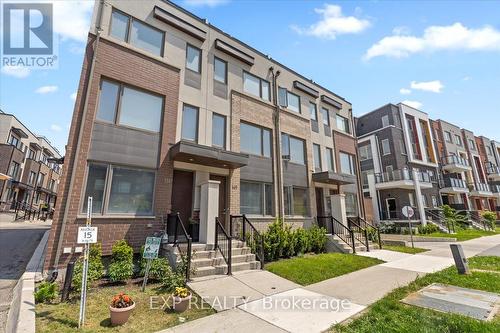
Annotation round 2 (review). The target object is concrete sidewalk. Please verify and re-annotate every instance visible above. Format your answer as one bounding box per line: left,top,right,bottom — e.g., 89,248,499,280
159,233,500,333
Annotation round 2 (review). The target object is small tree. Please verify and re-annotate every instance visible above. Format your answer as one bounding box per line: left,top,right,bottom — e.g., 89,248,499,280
108,240,134,283
72,243,104,291
482,211,497,230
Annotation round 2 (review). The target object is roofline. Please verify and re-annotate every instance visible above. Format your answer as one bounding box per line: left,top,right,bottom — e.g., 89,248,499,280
0,112,62,156
161,0,351,105
354,103,397,120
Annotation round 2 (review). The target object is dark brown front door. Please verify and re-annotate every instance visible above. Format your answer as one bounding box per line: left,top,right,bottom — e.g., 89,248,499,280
171,170,194,226
210,174,227,227
315,188,324,216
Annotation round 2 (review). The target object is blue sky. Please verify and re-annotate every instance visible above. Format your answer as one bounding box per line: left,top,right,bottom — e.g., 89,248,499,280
1,0,499,153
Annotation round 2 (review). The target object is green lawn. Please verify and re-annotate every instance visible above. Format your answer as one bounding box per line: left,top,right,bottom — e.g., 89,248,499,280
383,245,428,254
36,283,214,333
426,228,499,241
333,256,500,333
265,253,383,285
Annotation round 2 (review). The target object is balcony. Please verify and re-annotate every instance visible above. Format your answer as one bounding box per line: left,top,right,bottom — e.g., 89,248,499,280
439,177,469,194
375,168,434,190
486,162,500,181
441,155,471,173
468,182,493,197
491,184,500,199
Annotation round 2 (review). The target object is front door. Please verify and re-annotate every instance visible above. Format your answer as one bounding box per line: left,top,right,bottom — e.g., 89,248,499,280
386,198,397,219
171,170,194,227
210,175,227,228
315,188,324,216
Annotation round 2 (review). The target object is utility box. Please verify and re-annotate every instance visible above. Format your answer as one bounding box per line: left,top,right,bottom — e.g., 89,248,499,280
450,244,470,275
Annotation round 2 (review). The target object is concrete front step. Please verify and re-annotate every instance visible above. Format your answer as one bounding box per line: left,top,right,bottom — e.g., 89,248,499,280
191,253,257,269
192,260,261,278
327,235,378,254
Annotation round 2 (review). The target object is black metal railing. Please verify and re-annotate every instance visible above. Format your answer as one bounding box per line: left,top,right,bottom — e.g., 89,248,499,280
439,177,467,189
215,217,232,275
167,213,192,281
230,215,264,269
425,209,455,233
317,216,356,253
486,162,500,175
347,217,370,252
469,182,491,193
355,216,382,249
469,210,493,231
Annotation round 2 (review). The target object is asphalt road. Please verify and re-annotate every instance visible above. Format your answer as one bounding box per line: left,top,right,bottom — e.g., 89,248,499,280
0,215,49,333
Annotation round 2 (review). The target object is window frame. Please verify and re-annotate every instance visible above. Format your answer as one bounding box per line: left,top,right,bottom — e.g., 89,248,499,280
309,102,318,121
444,131,452,142
381,138,391,155
109,8,165,57
313,143,322,172
186,43,202,74
325,147,334,172
240,122,272,158
284,186,309,217
243,71,271,101
240,180,274,216
181,103,200,142
336,114,350,134
358,145,373,161
286,91,301,113
282,133,306,165
321,107,330,126
455,135,462,146
381,115,390,127
339,151,356,175
213,56,228,84
212,112,226,149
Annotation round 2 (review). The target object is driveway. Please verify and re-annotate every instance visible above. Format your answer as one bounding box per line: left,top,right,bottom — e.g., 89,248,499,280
0,213,50,333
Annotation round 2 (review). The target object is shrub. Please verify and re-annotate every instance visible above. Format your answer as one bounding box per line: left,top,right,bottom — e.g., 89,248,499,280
161,253,190,291
72,243,104,292
418,223,439,234
34,281,58,303
482,211,497,230
108,240,134,283
293,228,310,255
139,246,172,281
307,225,327,253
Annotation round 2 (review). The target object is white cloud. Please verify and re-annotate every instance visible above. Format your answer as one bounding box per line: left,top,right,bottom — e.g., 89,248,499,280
462,76,471,81
410,80,444,93
401,100,423,109
51,0,94,43
399,88,411,95
291,4,371,39
183,0,229,7
70,92,77,100
1,65,31,78
50,124,62,132
365,22,500,60
35,85,58,94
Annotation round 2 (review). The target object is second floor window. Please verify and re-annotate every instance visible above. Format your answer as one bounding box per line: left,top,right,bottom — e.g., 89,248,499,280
110,10,164,57
212,113,226,148
181,104,199,142
186,44,201,73
339,152,355,175
313,144,321,172
282,134,305,165
325,147,334,171
240,123,271,157
243,72,270,101
359,145,373,161
214,57,227,84
96,79,163,132
336,115,350,133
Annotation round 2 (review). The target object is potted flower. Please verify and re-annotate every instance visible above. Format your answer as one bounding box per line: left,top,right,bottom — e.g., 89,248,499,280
109,292,135,326
172,287,191,313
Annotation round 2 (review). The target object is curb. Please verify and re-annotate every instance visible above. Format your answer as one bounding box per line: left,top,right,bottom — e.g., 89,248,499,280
6,230,49,333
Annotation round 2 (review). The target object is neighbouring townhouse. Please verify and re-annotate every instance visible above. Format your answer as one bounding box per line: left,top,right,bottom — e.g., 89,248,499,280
0,111,62,212
356,103,441,226
44,0,365,272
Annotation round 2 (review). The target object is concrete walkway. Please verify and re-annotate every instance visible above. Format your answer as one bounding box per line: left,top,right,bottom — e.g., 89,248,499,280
159,233,500,333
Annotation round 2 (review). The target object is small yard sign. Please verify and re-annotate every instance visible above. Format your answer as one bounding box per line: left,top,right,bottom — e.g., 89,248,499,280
141,237,162,292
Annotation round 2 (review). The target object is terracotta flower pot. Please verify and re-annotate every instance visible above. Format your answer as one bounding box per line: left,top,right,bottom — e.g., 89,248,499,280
172,293,192,313
109,302,135,326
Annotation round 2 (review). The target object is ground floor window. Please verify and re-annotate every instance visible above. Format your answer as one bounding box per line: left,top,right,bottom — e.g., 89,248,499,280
240,181,273,216
82,163,155,215
345,192,358,217
284,186,309,216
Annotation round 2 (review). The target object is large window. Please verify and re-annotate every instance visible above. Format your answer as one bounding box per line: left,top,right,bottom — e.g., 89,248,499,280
321,107,330,126
110,10,164,57
240,123,271,157
336,115,350,133
243,72,270,101
358,145,373,161
214,57,227,84
181,104,199,141
96,80,163,132
186,44,201,73
82,164,155,215
287,92,300,113
282,134,305,165
339,152,355,175
284,186,308,216
313,144,321,172
240,181,273,216
381,139,391,155
212,113,226,148
309,102,317,121
325,147,334,172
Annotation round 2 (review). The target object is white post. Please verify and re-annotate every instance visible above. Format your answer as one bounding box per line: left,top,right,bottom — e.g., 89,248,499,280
330,194,347,226
413,169,427,226
199,180,220,245
367,174,379,223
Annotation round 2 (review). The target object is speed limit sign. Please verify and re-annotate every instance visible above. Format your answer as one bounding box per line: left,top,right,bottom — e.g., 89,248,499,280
77,226,98,244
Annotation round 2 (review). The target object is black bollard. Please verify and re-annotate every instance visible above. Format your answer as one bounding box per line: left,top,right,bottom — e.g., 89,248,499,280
61,261,75,302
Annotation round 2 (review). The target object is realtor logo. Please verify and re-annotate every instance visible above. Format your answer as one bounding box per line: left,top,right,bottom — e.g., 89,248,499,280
2,2,58,69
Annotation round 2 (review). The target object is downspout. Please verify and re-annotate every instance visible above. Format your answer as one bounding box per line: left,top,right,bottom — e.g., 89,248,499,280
51,0,105,271
269,67,284,220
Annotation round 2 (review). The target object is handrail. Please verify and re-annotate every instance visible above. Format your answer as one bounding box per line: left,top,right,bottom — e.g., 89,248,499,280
357,216,382,249
425,209,454,233
469,211,492,231
168,213,192,281
215,217,232,275
347,217,370,251
230,215,265,268
317,216,356,253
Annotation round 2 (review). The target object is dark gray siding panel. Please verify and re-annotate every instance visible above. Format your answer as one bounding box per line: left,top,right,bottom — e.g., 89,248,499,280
240,156,273,183
282,162,308,187
89,122,159,169
184,70,201,89
213,80,228,99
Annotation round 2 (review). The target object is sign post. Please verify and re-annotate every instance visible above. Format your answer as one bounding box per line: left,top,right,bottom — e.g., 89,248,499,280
141,237,161,292
78,197,97,328
402,205,415,248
